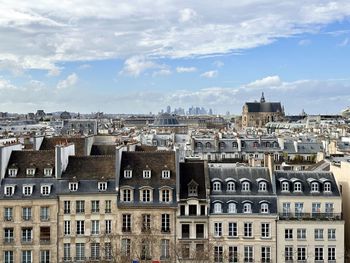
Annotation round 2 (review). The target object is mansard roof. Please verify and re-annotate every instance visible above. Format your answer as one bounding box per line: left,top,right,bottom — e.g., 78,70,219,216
179,161,207,200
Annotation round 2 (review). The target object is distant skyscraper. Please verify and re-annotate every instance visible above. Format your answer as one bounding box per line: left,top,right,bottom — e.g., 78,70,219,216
166,105,171,114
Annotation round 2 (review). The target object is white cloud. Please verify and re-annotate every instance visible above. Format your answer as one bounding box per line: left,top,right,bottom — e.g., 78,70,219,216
152,69,171,77
0,77,18,90
246,75,282,88
56,73,78,89
176,66,197,73
119,56,161,77
200,70,218,78
298,39,312,46
179,8,197,22
213,60,224,68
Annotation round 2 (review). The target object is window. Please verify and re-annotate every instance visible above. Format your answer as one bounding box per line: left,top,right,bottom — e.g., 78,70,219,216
259,182,267,192
285,228,293,240
244,246,253,263
328,229,336,240
244,223,252,237
229,246,238,263
141,239,151,260
4,185,15,196
260,203,269,213
98,182,107,191
40,207,49,221
229,222,237,237
311,182,319,192
161,213,170,232
228,203,237,213
293,182,302,192
91,220,100,235
214,203,222,213
312,202,321,217
75,243,85,261
243,203,252,213
64,201,71,214
285,246,293,261
214,246,223,263
282,202,291,216
4,207,13,221
297,229,306,240
214,222,222,237
295,202,304,217
143,170,151,178
315,247,324,261
121,238,131,257
161,239,170,259
181,224,190,238
23,185,33,196
161,189,170,203
76,220,85,235
8,168,18,177
188,181,198,196
68,182,78,191
40,185,51,196
162,170,170,179
26,168,35,176
64,221,71,236
105,243,112,260
22,207,31,221
261,247,271,263
22,228,32,242
43,168,52,177
325,203,334,216
63,243,71,261
328,247,336,261
324,182,332,192
91,200,100,213
4,251,14,263
315,229,324,240
261,223,270,238
141,189,151,202
297,247,306,261
196,224,204,238
242,182,250,192
105,200,111,213
227,181,235,191
91,243,100,260
22,250,32,263
40,250,50,263
182,244,190,259
122,214,131,232
206,142,212,149
124,170,132,178
122,189,131,202
105,220,112,234
4,228,14,243
76,200,85,213
213,181,221,191
189,205,197,216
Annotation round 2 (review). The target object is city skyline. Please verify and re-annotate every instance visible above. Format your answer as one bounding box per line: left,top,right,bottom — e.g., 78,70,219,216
1,1,350,114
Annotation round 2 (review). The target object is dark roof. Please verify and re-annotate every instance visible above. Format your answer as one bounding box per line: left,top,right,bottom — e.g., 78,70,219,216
274,171,340,196
135,145,158,152
58,179,116,195
245,102,282,113
6,150,55,178
40,137,86,156
90,145,116,155
179,161,207,200
62,156,115,179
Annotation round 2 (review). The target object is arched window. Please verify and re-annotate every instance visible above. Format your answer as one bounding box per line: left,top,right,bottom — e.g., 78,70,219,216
253,141,259,147
294,182,302,192
324,182,332,192
259,182,267,192
219,142,226,149
260,203,269,213
205,142,211,149
243,203,252,213
228,203,237,213
242,182,250,192
265,142,271,147
232,142,238,148
213,182,221,191
241,141,245,148
214,203,222,213
281,182,289,192
227,182,235,192
196,142,203,149
273,141,279,148
311,182,319,192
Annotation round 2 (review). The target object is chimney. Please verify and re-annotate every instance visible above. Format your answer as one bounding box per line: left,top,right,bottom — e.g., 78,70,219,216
55,143,75,179
267,153,274,180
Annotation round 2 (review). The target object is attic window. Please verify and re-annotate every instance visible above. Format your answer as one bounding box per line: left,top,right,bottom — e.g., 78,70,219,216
242,182,250,192
8,168,18,177
162,170,170,179
26,168,35,176
188,180,198,197
4,185,15,196
258,182,267,192
324,182,332,193
311,182,319,193
44,168,53,177
281,182,289,192
23,185,33,196
41,185,51,196
293,182,302,192
69,182,78,192
98,182,107,191
143,170,151,179
124,170,132,179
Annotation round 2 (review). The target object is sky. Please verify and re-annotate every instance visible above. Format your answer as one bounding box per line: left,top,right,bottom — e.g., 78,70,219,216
1,1,350,115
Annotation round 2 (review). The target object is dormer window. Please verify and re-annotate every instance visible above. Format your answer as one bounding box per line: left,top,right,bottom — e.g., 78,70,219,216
69,182,78,192
44,168,53,177
140,188,152,202
205,142,212,149
258,182,267,192
41,185,51,196
260,203,269,213
124,170,132,179
227,182,235,191
26,168,35,176
4,185,15,196
242,182,250,192
98,182,107,191
8,168,18,177
281,182,289,192
232,142,238,148
324,182,332,193
228,203,237,213
213,182,221,191
188,180,198,197
253,141,259,147
214,203,222,213
311,182,319,193
143,170,151,179
162,170,170,179
243,203,252,213
294,182,302,192
23,185,33,196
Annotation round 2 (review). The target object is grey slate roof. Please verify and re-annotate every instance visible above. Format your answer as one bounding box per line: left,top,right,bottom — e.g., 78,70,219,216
179,161,207,200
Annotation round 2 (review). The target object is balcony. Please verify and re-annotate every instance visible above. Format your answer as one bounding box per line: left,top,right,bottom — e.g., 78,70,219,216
40,239,51,245
22,216,32,221
62,257,72,262
279,212,342,220
4,216,13,222
74,257,86,261
21,238,33,244
4,237,14,244
122,227,131,233
161,228,171,233
90,256,101,261
40,216,50,221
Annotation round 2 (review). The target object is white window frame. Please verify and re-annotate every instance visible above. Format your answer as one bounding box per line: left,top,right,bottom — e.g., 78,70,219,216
213,182,221,191
261,223,270,238
281,182,289,192
97,182,107,191
260,203,269,213
23,185,33,196
242,182,250,192
214,222,222,237
294,182,302,192
68,182,78,192
43,168,52,177
40,185,51,196
4,185,15,196
143,170,151,179
26,168,35,176
244,223,253,237
228,203,237,213
161,189,170,203
214,203,222,214
311,182,319,192
124,170,132,178
259,182,267,192
8,168,18,177
243,203,252,213
324,182,332,192
162,170,170,179
227,181,235,191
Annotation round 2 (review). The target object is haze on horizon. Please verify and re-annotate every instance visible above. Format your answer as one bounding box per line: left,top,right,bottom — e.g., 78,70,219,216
0,0,350,115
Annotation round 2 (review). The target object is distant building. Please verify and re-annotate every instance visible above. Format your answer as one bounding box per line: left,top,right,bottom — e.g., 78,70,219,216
242,93,284,129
